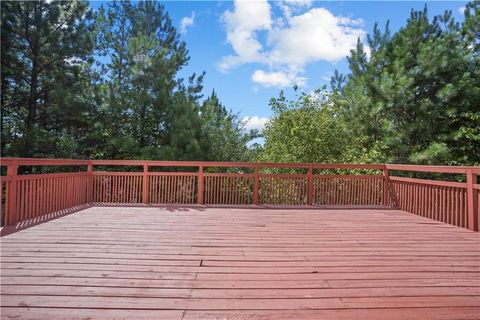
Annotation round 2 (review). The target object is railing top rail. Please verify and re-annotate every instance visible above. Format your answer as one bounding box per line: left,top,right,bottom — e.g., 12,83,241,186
0,158,386,170
0,158,478,174
386,164,480,174
0,158,90,166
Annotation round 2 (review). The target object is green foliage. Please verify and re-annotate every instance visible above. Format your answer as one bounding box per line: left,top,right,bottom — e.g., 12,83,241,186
258,89,350,163
199,91,259,162
1,0,255,161
332,2,480,165
260,2,479,166
1,0,96,157
2,1,478,165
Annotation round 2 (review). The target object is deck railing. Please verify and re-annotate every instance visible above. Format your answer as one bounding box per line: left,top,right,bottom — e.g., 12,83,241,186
1,158,478,231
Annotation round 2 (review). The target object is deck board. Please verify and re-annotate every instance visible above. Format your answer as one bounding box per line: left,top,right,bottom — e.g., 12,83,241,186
1,206,480,319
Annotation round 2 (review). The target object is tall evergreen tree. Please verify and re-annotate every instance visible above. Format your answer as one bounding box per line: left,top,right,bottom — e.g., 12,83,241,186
1,0,95,157
95,1,227,160
334,3,480,165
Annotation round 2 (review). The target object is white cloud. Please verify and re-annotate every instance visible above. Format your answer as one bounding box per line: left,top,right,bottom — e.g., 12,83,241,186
219,1,365,88
458,6,466,14
252,69,306,88
180,12,195,35
268,8,365,66
242,116,270,132
218,0,272,71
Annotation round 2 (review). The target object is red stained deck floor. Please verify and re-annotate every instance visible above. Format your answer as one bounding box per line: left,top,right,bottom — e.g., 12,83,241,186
1,207,480,319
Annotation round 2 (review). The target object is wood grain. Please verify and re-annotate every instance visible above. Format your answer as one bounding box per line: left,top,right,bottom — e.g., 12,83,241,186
1,206,479,319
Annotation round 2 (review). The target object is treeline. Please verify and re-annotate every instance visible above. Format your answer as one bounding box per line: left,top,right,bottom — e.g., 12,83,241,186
259,2,479,166
1,1,257,161
2,1,479,166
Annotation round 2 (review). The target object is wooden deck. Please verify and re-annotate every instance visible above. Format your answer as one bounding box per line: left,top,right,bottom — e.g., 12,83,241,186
1,206,480,319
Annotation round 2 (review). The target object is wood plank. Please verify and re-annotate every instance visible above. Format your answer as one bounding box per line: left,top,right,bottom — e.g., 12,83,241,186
3,285,478,298
2,277,479,289
183,308,480,320
0,308,184,320
2,295,480,309
2,262,479,273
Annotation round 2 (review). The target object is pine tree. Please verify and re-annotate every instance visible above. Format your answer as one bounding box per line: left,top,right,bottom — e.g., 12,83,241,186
1,0,95,157
334,3,480,165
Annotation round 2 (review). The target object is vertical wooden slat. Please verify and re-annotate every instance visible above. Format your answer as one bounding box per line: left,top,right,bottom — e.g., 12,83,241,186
446,187,451,224
164,175,169,203
35,178,40,217
466,170,478,231
39,177,44,216
86,164,95,203
18,180,24,223
142,164,148,204
174,175,179,203
139,175,143,203
29,179,34,220
117,175,121,203
215,176,219,205
209,177,213,204
211,176,215,204
171,175,176,203
22,180,30,222
229,177,234,205
102,176,106,203
48,177,53,213
158,176,167,203
25,178,30,221
161,176,166,203
209,176,213,204
197,165,204,205
253,164,259,205
223,176,226,204
118,175,122,203
154,175,158,204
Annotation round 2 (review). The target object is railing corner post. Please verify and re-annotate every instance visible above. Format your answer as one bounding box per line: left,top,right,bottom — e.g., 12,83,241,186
383,166,390,207
142,163,149,204
466,169,478,231
197,164,204,205
6,161,18,225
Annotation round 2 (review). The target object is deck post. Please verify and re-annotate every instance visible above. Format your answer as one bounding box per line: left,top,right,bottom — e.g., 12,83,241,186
253,163,259,205
383,167,390,207
87,164,93,204
6,161,18,225
307,164,313,206
197,164,204,204
466,169,478,231
142,163,148,204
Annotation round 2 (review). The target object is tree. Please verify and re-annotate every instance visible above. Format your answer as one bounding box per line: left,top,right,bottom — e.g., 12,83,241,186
1,0,96,157
258,89,350,164
199,91,258,162
95,1,204,160
333,3,480,165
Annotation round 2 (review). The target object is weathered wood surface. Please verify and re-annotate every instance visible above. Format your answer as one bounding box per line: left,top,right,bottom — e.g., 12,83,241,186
1,207,479,319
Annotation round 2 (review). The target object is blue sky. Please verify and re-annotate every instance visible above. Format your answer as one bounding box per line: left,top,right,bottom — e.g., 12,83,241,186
91,1,469,131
